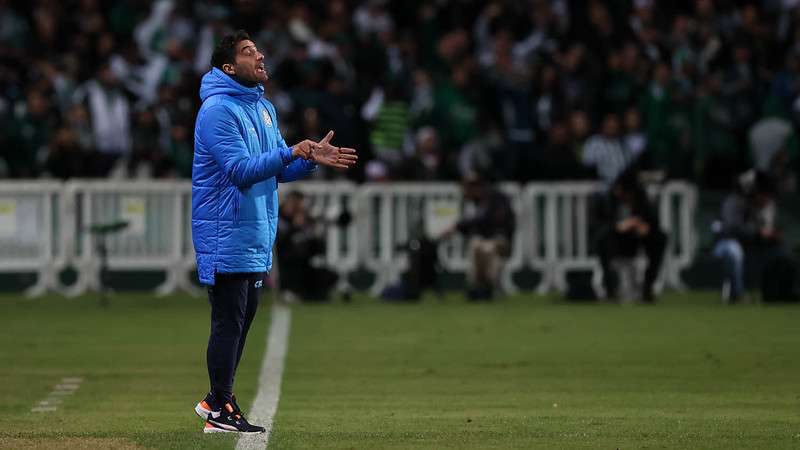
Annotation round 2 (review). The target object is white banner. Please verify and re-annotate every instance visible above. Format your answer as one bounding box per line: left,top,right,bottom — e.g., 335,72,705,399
424,199,460,239
0,199,16,237
120,196,146,236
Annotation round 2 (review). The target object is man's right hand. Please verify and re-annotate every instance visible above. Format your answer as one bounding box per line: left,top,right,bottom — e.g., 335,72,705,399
292,140,319,160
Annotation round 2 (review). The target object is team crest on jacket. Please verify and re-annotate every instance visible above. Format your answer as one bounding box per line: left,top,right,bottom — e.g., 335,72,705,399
261,109,273,127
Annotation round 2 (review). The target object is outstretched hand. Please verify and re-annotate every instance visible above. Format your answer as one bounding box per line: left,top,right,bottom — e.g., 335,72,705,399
311,131,358,170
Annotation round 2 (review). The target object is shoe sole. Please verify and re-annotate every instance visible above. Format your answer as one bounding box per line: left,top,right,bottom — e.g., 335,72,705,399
207,418,265,433
203,424,234,434
204,426,264,434
203,421,263,434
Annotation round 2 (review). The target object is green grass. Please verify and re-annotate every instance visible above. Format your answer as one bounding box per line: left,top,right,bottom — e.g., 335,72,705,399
0,293,268,449
270,294,800,449
0,292,798,449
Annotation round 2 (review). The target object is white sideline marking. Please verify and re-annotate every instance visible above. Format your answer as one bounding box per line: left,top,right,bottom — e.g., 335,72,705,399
31,377,83,413
235,302,292,450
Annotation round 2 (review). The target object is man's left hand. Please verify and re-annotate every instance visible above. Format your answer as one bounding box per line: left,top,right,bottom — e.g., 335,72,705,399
312,131,358,170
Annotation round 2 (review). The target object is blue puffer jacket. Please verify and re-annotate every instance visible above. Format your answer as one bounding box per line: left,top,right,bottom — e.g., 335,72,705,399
192,68,316,285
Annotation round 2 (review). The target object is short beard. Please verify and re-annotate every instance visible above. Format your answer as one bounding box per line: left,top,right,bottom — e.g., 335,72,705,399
232,73,259,88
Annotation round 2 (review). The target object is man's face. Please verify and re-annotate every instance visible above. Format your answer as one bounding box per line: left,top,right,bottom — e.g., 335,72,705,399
226,39,268,84
602,115,620,137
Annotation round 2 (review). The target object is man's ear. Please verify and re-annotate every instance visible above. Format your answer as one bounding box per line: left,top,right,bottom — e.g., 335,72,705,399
222,63,235,75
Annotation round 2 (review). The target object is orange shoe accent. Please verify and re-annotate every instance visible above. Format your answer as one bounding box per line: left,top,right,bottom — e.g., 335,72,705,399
200,400,212,410
225,403,234,413
204,422,215,429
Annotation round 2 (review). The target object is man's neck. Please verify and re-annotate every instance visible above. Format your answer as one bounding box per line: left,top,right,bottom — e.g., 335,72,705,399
232,74,258,88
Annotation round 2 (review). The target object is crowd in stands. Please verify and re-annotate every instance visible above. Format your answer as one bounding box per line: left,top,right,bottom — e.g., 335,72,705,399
3,0,800,189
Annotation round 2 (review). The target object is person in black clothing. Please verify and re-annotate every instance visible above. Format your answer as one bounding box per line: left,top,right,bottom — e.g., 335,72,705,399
712,170,786,303
442,173,516,300
596,170,667,302
275,191,338,302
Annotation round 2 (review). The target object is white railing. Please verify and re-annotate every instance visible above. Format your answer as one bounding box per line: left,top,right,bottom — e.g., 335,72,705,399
0,180,698,297
357,182,526,295
522,181,698,295
0,181,65,296
62,180,197,297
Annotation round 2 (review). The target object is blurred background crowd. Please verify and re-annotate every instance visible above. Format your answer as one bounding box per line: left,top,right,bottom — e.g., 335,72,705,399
3,0,800,190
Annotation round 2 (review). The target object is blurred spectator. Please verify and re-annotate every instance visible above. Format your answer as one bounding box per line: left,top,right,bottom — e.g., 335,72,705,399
536,120,587,180
353,0,393,38
276,191,338,302
45,126,85,179
431,60,478,153
363,83,409,168
596,170,667,302
73,63,132,176
748,116,799,192
623,107,648,164
165,122,193,178
442,173,515,300
1,0,800,186
693,71,739,187
398,127,457,181
130,108,160,177
0,0,28,51
568,110,592,156
3,89,57,177
712,171,782,303
581,113,631,186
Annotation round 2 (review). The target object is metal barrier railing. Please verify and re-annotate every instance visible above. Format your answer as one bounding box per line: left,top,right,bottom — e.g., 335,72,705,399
521,181,698,294
0,180,698,297
0,181,64,296
61,180,195,297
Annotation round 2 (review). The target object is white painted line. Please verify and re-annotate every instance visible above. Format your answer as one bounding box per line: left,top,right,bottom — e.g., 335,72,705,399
235,302,292,450
31,406,57,412
50,390,76,396
31,377,83,413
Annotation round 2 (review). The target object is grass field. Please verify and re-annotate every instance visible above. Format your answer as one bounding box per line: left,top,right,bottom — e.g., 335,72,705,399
0,292,798,449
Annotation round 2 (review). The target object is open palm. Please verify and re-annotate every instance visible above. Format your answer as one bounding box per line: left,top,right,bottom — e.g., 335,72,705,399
312,131,358,170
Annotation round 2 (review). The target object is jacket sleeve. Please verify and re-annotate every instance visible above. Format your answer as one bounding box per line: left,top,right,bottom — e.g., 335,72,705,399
199,105,294,188
271,106,317,183
278,159,317,183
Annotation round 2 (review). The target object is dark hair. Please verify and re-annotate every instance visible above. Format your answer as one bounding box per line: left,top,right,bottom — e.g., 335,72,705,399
211,30,252,70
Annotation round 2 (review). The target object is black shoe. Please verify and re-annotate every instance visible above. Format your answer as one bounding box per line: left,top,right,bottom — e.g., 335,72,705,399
207,403,265,434
196,393,245,421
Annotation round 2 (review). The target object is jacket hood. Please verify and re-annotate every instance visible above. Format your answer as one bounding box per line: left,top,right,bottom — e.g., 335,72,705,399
199,68,265,104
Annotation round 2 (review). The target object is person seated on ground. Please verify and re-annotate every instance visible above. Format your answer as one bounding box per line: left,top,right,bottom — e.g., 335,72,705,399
276,191,338,302
712,170,783,303
596,170,667,302
441,173,515,300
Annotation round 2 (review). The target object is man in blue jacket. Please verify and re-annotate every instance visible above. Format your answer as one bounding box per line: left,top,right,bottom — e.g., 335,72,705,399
191,30,357,434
